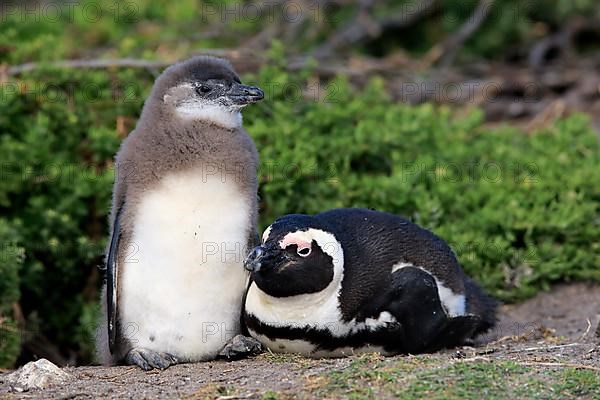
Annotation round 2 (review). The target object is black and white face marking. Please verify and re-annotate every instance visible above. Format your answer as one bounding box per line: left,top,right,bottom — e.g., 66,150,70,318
246,218,401,347
245,220,343,298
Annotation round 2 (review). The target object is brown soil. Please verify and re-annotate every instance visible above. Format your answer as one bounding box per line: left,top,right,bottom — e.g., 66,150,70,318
1,283,599,400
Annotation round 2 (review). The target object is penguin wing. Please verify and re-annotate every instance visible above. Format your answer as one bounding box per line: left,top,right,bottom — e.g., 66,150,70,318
106,206,123,354
388,266,481,353
240,230,260,335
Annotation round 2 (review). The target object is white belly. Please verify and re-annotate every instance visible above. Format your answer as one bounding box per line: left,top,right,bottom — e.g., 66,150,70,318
120,171,251,361
245,282,397,357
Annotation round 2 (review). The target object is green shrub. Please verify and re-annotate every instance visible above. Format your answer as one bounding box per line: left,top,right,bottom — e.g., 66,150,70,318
0,220,23,368
0,67,149,365
1,1,598,65
435,0,599,59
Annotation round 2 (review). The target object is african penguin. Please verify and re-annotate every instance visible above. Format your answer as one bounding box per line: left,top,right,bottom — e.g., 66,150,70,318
95,56,264,370
243,208,497,357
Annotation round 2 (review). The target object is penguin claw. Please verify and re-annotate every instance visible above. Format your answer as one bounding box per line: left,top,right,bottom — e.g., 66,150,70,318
164,352,179,364
218,334,264,360
125,349,151,371
125,348,177,371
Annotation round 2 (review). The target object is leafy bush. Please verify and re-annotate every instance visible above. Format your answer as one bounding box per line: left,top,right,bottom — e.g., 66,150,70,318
0,220,23,368
1,0,598,65
0,66,150,366
434,0,599,59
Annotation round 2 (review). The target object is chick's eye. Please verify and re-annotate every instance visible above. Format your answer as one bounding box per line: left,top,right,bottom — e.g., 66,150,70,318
196,85,211,94
297,247,311,257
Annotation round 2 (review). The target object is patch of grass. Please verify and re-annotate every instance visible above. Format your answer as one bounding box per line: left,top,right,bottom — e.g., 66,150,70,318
261,391,280,400
403,361,529,399
259,352,308,364
313,354,437,398
550,369,600,399
305,356,600,399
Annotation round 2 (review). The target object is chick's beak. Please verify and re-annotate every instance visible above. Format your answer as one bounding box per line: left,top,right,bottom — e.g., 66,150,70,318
244,246,265,272
228,83,264,105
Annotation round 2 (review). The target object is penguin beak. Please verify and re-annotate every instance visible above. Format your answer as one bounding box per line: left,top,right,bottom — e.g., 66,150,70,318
244,246,265,272
228,83,264,105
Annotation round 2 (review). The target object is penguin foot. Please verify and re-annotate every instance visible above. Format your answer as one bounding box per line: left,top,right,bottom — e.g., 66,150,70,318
218,335,264,360
125,348,178,371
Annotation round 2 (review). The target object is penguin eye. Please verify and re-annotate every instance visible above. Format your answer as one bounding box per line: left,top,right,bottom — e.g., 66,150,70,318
196,84,211,95
297,247,311,257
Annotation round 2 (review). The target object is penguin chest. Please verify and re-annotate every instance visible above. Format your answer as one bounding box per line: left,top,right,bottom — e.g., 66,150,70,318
120,171,252,361
244,283,395,357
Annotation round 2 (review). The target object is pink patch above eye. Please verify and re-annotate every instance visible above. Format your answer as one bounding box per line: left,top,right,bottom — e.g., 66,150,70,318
279,232,312,251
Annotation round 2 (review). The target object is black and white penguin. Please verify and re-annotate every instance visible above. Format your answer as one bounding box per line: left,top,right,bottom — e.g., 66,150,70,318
96,56,264,370
243,208,497,357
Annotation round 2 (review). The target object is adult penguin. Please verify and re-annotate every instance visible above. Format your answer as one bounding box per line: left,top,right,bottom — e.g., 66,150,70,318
244,209,497,357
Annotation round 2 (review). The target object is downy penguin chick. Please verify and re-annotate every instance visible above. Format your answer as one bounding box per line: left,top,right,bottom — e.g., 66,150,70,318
243,208,496,357
96,56,264,370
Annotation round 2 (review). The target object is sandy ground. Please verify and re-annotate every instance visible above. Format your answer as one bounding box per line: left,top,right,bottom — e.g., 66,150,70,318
1,283,599,399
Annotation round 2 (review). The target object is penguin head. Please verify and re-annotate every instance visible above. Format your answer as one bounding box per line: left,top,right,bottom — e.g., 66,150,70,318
155,56,264,126
245,215,344,298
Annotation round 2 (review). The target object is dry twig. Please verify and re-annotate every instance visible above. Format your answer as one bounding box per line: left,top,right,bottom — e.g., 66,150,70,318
422,0,495,70
6,49,262,77
8,59,171,76
578,318,593,341
506,343,583,354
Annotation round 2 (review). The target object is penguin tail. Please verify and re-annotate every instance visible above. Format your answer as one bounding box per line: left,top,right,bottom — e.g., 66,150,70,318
464,277,498,336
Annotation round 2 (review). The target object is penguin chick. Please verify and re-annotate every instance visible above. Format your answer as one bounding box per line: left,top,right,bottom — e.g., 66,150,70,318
243,208,496,357
96,56,264,370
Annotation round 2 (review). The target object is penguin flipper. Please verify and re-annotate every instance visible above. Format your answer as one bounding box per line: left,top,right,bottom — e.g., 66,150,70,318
387,266,450,353
388,266,479,353
106,206,122,354
239,230,260,336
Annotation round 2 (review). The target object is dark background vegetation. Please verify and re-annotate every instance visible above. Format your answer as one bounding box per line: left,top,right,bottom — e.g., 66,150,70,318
0,0,598,368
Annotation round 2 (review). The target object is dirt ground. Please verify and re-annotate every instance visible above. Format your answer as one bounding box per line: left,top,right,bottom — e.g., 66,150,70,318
1,283,599,399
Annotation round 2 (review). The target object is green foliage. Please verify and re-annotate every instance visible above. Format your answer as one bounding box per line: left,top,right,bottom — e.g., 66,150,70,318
436,0,599,58
0,67,149,365
0,220,23,368
0,0,598,64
